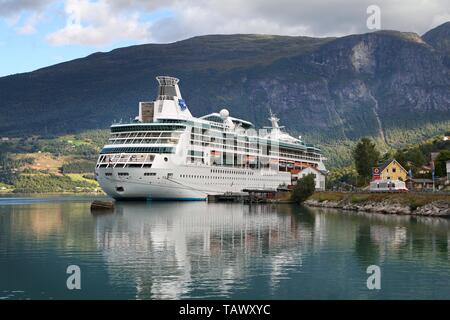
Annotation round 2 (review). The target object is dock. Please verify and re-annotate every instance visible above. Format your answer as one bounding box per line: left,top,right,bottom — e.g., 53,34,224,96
208,189,292,203
208,192,248,203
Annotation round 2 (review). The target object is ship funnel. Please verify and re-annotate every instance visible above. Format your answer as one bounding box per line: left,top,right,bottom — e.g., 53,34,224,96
156,76,181,99
153,76,192,119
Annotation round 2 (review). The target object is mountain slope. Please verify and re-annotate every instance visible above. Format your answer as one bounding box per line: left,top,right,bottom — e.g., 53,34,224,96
0,23,449,148
423,21,450,54
0,34,331,135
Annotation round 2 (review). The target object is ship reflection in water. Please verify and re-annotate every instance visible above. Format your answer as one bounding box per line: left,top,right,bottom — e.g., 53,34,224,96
95,202,309,299
1,197,450,299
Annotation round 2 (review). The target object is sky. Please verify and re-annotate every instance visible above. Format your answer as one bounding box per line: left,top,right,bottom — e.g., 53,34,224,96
0,0,449,77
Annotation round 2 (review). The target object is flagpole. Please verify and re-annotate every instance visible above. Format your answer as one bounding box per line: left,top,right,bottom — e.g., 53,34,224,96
432,170,435,192
431,159,436,192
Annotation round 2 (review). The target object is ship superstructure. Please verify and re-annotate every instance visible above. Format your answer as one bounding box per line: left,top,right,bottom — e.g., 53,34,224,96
95,76,326,200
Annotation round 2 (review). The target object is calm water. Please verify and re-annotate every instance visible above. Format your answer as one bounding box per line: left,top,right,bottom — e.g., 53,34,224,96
1,195,450,300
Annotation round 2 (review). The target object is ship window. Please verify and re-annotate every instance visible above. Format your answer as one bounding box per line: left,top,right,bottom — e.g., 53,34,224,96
118,172,129,176
101,146,175,154
105,173,112,176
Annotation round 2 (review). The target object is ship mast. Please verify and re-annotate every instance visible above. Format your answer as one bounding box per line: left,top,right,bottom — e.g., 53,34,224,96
268,109,283,137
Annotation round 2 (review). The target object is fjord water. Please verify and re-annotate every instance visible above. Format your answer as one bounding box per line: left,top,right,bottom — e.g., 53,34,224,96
1,196,449,300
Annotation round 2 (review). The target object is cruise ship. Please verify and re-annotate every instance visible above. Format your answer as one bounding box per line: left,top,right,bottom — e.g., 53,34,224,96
95,76,326,200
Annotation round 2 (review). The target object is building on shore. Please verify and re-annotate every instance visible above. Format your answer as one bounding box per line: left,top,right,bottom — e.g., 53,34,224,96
405,178,434,191
294,167,326,191
369,179,408,192
379,159,408,181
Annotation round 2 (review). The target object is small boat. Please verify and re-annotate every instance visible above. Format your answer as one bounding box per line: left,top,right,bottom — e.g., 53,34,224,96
91,200,115,212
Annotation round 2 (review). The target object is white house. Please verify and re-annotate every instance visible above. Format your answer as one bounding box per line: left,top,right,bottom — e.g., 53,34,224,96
296,167,326,191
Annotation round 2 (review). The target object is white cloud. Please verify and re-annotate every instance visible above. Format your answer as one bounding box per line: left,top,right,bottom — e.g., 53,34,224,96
4,14,20,27
38,0,450,47
1,0,54,36
431,13,450,28
105,0,172,12
0,0,54,17
143,0,450,42
16,13,43,35
46,0,151,46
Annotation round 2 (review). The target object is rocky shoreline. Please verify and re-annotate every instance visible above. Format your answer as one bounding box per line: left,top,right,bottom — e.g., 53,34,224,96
305,199,450,217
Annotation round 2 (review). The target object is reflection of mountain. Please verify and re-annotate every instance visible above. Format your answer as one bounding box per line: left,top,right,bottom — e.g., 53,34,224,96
315,208,450,267
0,200,113,300
12,205,63,237
93,202,315,299
4,202,97,251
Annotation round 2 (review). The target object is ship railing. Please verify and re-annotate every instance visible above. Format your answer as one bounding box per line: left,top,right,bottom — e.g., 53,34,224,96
108,158,153,164
100,153,154,168
123,154,133,168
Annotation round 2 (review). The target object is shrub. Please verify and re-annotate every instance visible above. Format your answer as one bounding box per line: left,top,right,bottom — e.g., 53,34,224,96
82,173,96,180
61,160,96,174
291,173,316,203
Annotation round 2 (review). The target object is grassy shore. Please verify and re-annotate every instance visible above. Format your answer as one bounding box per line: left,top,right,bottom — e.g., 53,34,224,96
309,191,450,209
0,173,101,194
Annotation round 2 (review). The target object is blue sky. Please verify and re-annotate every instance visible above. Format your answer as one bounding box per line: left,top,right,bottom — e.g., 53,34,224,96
0,0,449,77
1,5,92,75
0,1,175,76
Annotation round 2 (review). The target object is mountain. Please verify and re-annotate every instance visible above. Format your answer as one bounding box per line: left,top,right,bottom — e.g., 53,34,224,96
1,23,449,151
423,21,450,54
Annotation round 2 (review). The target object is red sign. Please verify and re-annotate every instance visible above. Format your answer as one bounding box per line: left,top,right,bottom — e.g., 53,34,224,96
372,167,381,180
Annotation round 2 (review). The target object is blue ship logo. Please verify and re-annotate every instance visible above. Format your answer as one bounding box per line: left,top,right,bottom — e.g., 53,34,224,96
178,99,187,110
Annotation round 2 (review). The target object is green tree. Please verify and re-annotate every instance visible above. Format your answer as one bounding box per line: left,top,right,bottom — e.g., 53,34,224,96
395,147,426,175
326,166,358,190
0,152,16,185
353,138,380,184
291,173,316,203
434,150,450,177
409,148,426,167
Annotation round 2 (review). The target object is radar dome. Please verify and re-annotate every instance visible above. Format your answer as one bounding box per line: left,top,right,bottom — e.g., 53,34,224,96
219,109,229,119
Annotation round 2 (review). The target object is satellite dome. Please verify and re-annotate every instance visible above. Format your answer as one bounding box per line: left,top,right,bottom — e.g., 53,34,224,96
219,109,229,119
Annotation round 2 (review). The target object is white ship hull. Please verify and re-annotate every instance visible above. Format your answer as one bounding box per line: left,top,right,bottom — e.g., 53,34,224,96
97,166,291,200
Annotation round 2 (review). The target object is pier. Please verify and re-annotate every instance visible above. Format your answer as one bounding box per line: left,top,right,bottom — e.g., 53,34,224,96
207,189,292,203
